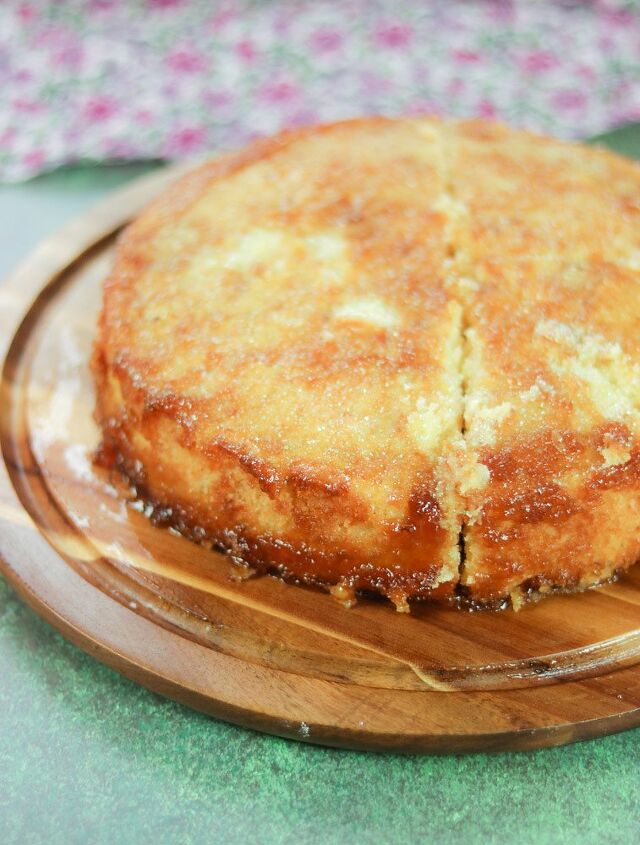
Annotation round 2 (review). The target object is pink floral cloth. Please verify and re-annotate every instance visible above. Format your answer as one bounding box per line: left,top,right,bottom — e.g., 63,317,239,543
1,0,640,181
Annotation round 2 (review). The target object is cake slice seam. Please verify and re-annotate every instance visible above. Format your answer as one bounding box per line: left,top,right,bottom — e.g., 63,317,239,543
436,120,474,594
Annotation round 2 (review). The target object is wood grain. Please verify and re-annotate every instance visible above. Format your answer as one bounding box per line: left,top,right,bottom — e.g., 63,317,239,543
1,163,640,752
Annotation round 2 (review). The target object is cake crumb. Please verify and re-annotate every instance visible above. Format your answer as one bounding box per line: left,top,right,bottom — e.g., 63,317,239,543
330,582,357,609
228,561,257,582
599,444,631,468
388,589,411,613
459,461,491,496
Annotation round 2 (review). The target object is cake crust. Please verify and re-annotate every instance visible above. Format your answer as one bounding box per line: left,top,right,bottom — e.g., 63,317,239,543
93,117,640,609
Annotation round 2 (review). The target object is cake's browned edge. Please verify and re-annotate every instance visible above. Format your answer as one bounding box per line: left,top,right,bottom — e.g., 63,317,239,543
91,119,458,609
91,118,640,611
90,416,457,607
91,348,626,612
451,119,640,605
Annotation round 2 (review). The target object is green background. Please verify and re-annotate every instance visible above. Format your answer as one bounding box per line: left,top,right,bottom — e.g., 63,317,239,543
1,126,640,845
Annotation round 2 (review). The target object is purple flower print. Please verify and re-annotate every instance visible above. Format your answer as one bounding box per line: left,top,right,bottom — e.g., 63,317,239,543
13,98,43,113
63,126,82,144
23,149,45,170
166,49,207,74
309,29,343,53
454,50,482,64
235,40,257,63
273,11,292,37
166,126,207,155
406,100,441,117
576,64,596,82
103,138,138,157
552,90,587,111
209,8,236,31
13,69,33,83
88,0,117,10
476,99,497,119
286,108,320,129
259,80,300,105
613,105,640,125
16,3,36,23
598,5,635,29
134,109,154,124
202,90,232,109
360,71,392,96
486,1,515,23
148,0,185,10
53,44,84,70
0,128,17,146
520,51,560,75
447,78,465,98
598,35,616,53
33,25,71,50
374,23,413,49
83,96,118,122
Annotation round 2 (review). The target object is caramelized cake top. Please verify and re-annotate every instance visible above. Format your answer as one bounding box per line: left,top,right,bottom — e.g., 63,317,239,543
95,118,640,607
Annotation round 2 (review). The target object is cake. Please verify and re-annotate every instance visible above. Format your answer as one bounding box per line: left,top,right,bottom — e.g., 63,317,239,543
93,117,640,610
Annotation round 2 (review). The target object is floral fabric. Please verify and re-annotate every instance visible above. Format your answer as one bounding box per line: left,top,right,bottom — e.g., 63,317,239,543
1,0,640,181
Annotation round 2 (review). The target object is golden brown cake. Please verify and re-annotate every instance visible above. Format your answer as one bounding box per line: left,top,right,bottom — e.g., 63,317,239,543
93,117,640,610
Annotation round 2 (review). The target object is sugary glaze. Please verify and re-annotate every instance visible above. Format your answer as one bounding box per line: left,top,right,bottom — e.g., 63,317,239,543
450,122,640,604
93,117,640,610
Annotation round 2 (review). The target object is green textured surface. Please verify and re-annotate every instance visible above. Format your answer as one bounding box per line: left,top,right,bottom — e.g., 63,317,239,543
1,133,640,844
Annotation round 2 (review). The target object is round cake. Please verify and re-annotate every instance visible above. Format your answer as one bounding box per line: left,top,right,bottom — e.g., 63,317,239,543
93,117,640,611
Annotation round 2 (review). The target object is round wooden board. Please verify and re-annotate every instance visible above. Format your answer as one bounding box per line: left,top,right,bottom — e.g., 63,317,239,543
2,165,640,754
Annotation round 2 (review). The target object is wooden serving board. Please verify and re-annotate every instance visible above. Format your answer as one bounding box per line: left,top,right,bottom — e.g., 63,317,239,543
1,164,640,753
